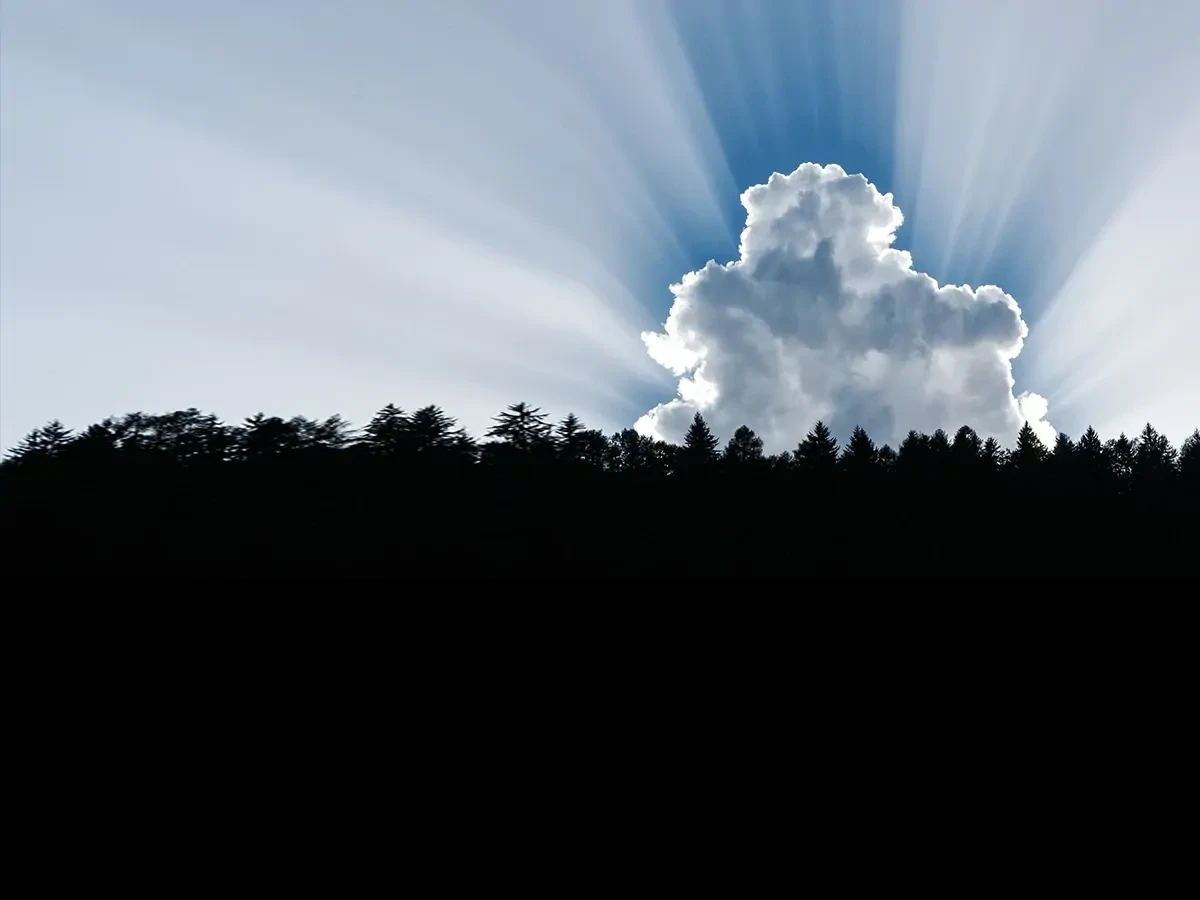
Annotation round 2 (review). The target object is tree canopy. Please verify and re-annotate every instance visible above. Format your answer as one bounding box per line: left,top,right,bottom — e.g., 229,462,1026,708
3,404,1196,576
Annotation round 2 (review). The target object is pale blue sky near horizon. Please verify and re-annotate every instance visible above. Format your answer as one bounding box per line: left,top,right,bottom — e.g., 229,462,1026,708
3,0,1198,451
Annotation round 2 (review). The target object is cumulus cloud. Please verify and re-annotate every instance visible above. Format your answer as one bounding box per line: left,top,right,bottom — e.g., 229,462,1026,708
636,163,1054,450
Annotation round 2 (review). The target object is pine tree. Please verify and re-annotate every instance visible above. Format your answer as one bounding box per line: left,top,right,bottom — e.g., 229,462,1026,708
239,414,302,461
876,444,897,475
1010,422,1047,471
1180,430,1200,483
723,425,764,464
4,420,73,467
299,415,355,452
555,413,588,462
980,437,1005,472
681,412,719,465
839,426,877,473
795,420,839,479
408,405,462,455
1050,432,1075,466
1076,427,1106,473
951,426,982,464
929,428,952,460
360,404,411,457
897,430,931,480
1132,423,1178,482
1105,433,1135,490
487,402,553,452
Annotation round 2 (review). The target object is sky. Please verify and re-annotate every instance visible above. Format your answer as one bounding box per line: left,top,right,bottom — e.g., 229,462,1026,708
3,0,1198,452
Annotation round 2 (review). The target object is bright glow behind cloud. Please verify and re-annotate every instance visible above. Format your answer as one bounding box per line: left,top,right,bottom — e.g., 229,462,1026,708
637,164,1052,450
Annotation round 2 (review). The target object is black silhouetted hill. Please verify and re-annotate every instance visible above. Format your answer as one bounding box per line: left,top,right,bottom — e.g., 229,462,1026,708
2,405,1197,576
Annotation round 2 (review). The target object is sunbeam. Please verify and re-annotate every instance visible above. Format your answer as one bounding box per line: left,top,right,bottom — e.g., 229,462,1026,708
2,0,1197,450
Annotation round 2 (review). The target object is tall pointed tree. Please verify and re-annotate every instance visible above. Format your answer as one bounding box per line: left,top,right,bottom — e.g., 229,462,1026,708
1049,432,1075,467
796,421,839,479
681,412,719,466
1009,422,1047,472
1132,423,1178,482
1076,427,1106,476
1105,433,1135,489
555,413,589,463
839,426,877,474
980,437,1006,472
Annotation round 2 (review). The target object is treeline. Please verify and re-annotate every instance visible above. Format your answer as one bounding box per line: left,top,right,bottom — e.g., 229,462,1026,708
3,403,1198,576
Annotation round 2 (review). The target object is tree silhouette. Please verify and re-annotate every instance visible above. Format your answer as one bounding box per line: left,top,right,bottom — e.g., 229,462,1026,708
796,420,838,479
1050,432,1075,467
360,404,410,457
840,426,877,474
1076,427,1106,476
1105,433,1135,490
240,414,302,461
1180,430,1200,483
951,426,982,463
555,413,583,459
980,437,1005,471
408,405,470,457
2,403,1195,576
608,428,665,474
1133,423,1178,483
4,420,73,467
723,425,764,465
1010,422,1048,472
875,444,897,475
681,413,719,466
487,402,552,453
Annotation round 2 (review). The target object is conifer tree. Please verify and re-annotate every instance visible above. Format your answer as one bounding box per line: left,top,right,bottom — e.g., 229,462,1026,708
487,402,552,452
681,412,719,465
1132,423,1178,482
1180,430,1200,483
951,426,982,464
839,426,877,473
360,404,410,457
555,414,591,463
4,420,73,467
929,428,952,460
796,420,838,478
876,444,897,475
723,425,764,464
980,437,1005,471
1076,427,1105,473
1105,433,1135,489
408,405,464,455
1050,432,1075,466
1010,422,1047,471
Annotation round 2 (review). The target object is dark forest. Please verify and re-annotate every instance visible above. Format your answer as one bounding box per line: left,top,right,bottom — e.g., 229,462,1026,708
3,404,1197,576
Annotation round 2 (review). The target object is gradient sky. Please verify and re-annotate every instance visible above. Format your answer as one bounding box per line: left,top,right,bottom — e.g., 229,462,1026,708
3,0,1198,450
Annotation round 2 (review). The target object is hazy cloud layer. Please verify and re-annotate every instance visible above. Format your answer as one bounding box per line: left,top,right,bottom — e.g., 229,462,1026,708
637,163,1053,449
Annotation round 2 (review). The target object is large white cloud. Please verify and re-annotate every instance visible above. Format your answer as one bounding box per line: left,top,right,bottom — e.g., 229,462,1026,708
636,163,1054,451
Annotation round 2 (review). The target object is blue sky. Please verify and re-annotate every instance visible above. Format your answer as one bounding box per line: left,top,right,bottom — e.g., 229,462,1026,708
3,0,1198,450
